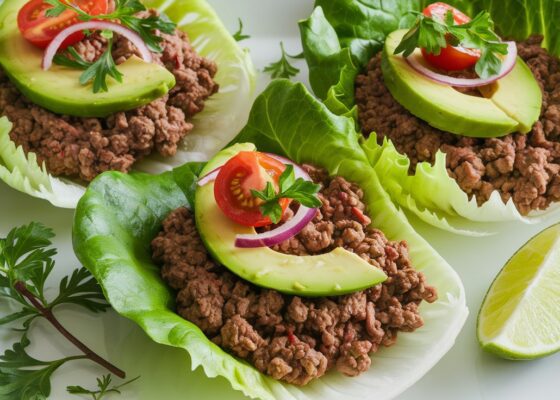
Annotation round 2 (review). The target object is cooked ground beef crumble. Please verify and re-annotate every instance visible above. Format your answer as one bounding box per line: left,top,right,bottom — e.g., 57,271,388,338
355,35,560,215
152,166,437,385
0,10,218,182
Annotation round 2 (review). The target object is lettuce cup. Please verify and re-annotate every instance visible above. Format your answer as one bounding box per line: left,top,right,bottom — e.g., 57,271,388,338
300,0,560,234
73,80,467,400
0,0,255,208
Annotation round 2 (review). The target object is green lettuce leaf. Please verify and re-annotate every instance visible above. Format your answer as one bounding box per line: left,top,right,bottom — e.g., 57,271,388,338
299,0,560,233
0,0,256,208
74,80,467,400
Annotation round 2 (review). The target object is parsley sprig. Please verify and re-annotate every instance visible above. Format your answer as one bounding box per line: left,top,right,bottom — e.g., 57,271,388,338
45,0,176,92
67,374,140,400
0,334,88,399
251,165,322,223
394,10,508,78
264,42,303,79
55,37,125,93
0,222,130,399
233,18,250,42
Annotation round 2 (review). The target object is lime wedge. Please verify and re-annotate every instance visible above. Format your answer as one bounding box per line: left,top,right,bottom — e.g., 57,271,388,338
477,223,560,359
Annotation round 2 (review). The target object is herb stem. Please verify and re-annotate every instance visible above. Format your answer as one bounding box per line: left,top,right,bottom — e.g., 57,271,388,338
13,281,125,379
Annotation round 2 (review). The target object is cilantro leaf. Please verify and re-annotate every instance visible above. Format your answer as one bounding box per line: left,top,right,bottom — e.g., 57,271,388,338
50,267,109,313
44,0,69,18
45,0,91,19
233,18,250,42
251,164,321,224
53,46,93,70
264,42,301,79
120,13,175,53
43,0,178,91
0,223,108,331
0,222,56,307
0,335,86,400
79,39,123,93
394,9,509,78
0,223,125,398
67,374,140,400
113,0,146,15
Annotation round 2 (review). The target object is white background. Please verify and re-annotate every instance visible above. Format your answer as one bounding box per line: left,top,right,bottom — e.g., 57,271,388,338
1,0,560,399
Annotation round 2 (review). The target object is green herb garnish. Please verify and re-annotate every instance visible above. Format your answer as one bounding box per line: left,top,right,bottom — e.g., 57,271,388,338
67,374,140,400
263,42,301,79
0,334,88,400
45,0,177,92
233,18,250,42
394,10,508,78
251,164,322,223
79,38,124,93
0,222,129,399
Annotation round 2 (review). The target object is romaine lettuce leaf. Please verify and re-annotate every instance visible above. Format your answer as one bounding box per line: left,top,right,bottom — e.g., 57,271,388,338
299,0,560,233
74,80,467,400
0,0,256,208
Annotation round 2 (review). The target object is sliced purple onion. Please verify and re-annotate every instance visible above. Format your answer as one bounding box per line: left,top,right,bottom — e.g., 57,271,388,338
197,167,221,186
235,153,319,248
42,21,152,71
405,41,517,88
235,206,317,248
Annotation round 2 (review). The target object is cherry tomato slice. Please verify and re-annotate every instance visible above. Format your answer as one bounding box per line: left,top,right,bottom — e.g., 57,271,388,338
421,46,481,71
421,2,481,71
214,152,292,227
423,2,471,24
17,0,109,49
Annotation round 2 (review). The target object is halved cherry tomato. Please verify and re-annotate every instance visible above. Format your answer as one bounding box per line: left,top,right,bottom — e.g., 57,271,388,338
421,2,481,71
423,2,471,24
214,151,292,227
17,0,110,49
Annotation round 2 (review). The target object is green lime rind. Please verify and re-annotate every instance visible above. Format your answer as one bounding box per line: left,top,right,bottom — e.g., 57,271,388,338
477,223,560,359
478,341,560,360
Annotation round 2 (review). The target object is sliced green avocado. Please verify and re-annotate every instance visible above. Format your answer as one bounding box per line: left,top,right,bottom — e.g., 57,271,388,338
0,0,175,118
478,60,542,134
382,29,519,137
195,143,387,297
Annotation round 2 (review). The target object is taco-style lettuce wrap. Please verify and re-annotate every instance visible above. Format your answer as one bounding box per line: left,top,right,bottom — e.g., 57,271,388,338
0,0,255,208
300,0,560,234
73,80,467,400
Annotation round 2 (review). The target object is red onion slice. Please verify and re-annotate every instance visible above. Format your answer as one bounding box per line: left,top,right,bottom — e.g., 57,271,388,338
197,167,221,187
405,41,517,88
235,153,319,248
42,21,152,70
235,206,317,248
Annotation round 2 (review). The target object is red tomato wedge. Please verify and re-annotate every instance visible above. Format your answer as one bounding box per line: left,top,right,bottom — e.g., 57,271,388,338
421,2,481,71
214,152,291,227
17,0,109,49
423,2,471,24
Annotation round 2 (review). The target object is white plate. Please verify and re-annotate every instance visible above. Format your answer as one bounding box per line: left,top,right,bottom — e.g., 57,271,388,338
1,1,559,399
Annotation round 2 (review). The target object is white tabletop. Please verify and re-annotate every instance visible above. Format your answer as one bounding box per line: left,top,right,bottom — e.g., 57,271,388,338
1,1,559,399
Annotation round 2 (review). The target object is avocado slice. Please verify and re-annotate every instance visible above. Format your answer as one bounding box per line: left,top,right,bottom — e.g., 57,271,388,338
382,29,520,138
478,60,542,134
0,0,175,118
195,143,387,297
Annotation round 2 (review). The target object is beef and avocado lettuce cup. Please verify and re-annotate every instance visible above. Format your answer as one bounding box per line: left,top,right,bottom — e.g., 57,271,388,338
0,0,255,208
73,80,467,399
300,0,560,233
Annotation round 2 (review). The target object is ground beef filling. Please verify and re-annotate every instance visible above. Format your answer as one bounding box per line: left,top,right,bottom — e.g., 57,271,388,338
1,10,218,182
355,35,560,215
152,166,437,385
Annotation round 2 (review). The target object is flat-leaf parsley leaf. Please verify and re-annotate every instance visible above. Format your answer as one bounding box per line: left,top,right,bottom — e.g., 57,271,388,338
251,164,321,223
